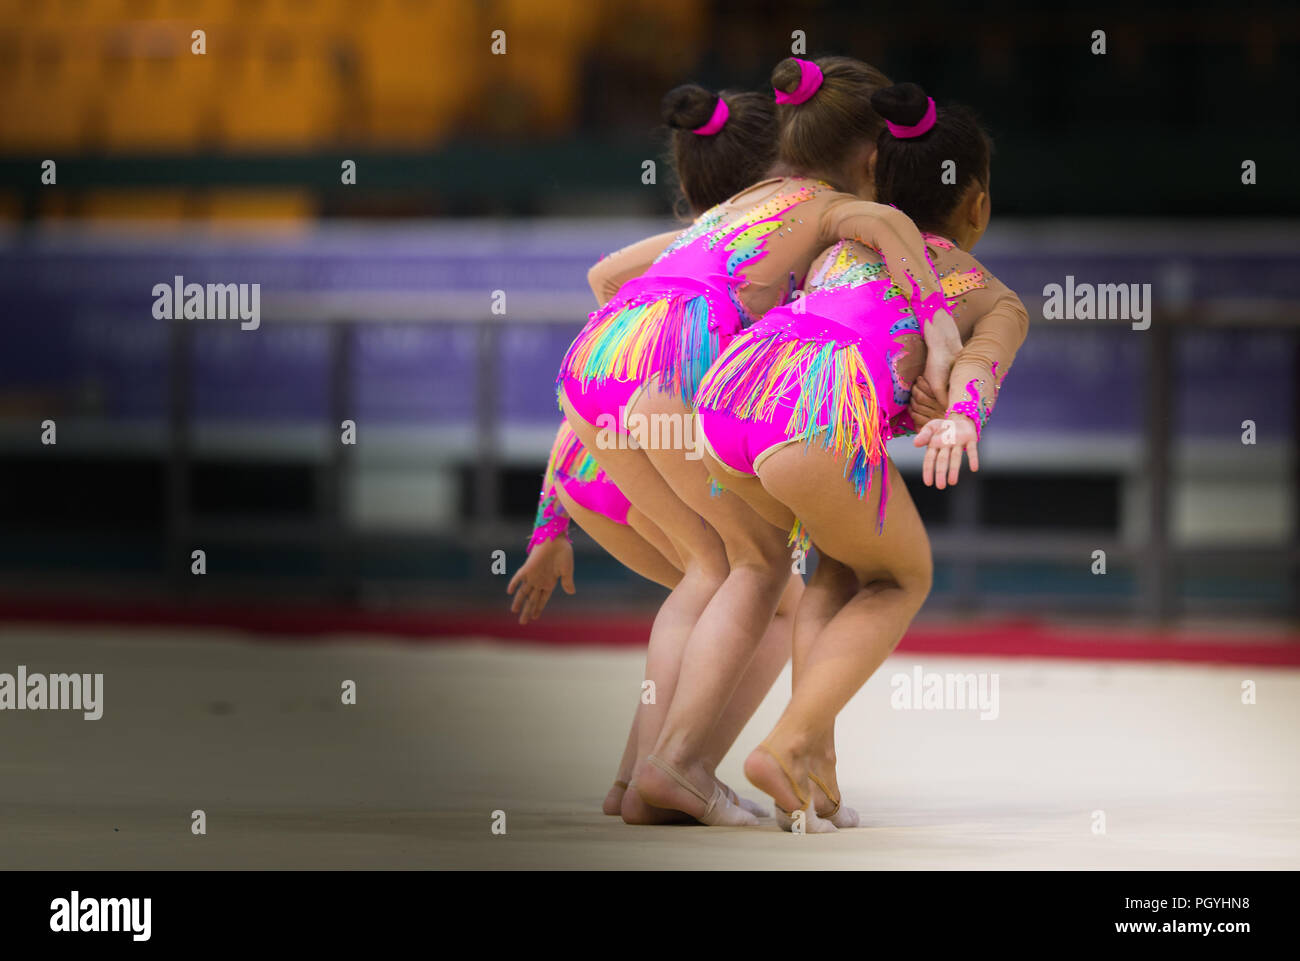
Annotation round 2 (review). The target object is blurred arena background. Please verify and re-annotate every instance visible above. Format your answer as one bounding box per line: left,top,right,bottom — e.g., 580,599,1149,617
1,0,1297,625
0,0,1297,869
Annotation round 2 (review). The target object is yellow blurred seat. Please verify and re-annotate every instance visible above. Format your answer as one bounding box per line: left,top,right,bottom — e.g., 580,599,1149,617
482,0,604,133
216,30,339,147
201,188,315,221
355,0,477,145
98,29,215,150
82,188,192,220
0,32,95,151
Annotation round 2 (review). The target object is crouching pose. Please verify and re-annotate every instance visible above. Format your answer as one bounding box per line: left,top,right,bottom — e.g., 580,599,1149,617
693,82,1030,830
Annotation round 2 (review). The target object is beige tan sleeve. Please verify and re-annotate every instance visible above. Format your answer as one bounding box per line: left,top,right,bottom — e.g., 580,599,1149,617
944,275,1030,431
818,197,946,306
586,230,681,306
900,245,1029,430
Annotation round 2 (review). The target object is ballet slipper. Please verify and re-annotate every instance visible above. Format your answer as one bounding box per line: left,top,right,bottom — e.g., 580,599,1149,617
723,782,771,819
645,755,758,826
772,798,836,834
754,744,836,834
809,772,860,829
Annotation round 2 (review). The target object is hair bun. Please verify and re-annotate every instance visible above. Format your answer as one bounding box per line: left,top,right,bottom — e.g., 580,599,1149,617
662,84,721,131
870,82,931,127
770,57,806,98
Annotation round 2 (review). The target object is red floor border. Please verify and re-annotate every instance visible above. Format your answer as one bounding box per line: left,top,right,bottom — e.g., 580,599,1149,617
1,597,1297,667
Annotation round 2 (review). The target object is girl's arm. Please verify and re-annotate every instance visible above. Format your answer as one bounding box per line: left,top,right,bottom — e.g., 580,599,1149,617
510,481,577,625
819,198,951,327
941,288,1029,438
920,286,964,393
525,479,570,553
508,423,579,623
905,243,1030,434
524,421,576,552
909,257,1030,489
587,230,681,306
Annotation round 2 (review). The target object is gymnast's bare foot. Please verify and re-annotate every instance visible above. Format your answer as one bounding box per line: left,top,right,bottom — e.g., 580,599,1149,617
613,772,765,821
620,781,697,825
635,755,758,826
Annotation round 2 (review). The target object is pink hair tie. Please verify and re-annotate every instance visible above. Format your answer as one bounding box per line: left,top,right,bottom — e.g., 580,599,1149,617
886,97,937,138
692,97,729,136
774,58,823,105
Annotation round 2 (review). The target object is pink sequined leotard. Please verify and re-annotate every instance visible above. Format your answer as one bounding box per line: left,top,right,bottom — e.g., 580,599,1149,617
557,177,950,432
526,419,633,552
694,234,1028,530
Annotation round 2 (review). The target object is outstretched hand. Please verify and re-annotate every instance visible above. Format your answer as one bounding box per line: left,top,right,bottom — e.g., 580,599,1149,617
913,415,980,489
507,538,576,624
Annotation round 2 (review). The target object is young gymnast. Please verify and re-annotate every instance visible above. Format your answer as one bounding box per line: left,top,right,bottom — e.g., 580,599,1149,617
513,83,780,624
558,58,956,826
693,81,1030,830
508,85,796,821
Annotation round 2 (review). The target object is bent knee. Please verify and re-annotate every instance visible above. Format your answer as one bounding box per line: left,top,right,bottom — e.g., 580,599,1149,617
678,551,729,590
727,555,794,595
865,556,931,614
723,520,797,571
899,554,933,607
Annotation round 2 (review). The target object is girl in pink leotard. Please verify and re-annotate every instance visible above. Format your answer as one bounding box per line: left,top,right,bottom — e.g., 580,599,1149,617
509,85,796,821
695,82,1030,830
516,85,779,615
558,58,958,827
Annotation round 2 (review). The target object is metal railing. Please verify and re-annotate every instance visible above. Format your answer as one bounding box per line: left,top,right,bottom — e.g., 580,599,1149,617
2,220,1296,619
163,297,1300,621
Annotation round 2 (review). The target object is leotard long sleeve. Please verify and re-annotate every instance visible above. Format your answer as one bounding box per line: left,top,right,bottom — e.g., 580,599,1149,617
587,231,681,306
586,178,947,326
911,235,1029,434
801,233,1028,436
526,424,573,552
718,180,946,323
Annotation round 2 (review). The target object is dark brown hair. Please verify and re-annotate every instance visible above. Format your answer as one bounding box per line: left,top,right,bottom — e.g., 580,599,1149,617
662,84,777,215
770,56,892,182
871,82,992,234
